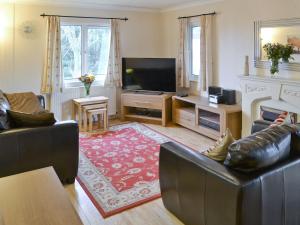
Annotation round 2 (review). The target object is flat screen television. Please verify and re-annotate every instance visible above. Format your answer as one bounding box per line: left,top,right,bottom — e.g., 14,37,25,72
122,58,176,92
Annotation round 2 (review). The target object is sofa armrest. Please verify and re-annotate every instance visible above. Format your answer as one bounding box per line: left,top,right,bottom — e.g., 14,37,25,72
1,120,77,135
160,142,246,185
159,142,244,225
37,95,45,109
0,120,79,182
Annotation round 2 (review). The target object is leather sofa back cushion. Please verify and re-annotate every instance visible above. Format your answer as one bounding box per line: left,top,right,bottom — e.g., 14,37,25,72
291,124,300,154
224,125,291,172
281,124,300,155
0,90,11,130
7,110,56,127
5,92,43,114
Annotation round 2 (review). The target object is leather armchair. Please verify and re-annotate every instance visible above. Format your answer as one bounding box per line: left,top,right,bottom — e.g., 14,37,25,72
159,136,300,225
0,95,79,183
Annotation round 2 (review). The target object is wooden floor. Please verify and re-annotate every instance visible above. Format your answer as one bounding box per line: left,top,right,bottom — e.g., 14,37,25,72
64,121,215,225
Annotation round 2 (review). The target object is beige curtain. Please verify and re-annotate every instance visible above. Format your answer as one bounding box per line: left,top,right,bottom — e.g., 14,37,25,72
177,18,191,88
105,19,122,87
199,15,213,92
41,16,62,95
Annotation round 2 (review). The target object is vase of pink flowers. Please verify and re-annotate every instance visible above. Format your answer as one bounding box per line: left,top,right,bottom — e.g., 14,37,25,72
78,74,95,97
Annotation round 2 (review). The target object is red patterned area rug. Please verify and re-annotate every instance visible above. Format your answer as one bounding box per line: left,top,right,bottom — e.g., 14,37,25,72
77,122,173,218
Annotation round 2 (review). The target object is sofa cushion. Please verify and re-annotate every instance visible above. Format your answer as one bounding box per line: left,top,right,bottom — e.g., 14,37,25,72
280,124,300,155
5,92,43,114
7,110,56,127
270,111,291,127
224,125,291,172
0,90,11,131
202,128,235,162
291,124,300,155
260,106,282,122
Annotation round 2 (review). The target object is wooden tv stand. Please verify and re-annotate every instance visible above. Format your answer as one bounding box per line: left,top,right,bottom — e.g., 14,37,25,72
121,92,173,126
173,95,242,140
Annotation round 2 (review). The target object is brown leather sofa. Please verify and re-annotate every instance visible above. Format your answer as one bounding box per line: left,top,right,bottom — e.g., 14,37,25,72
159,125,300,225
0,95,79,183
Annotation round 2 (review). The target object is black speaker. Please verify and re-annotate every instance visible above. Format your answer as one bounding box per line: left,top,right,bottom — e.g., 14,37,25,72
223,89,236,105
208,86,222,95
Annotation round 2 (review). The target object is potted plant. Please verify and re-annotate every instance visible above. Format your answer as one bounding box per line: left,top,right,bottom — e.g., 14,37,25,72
78,74,95,97
263,43,294,75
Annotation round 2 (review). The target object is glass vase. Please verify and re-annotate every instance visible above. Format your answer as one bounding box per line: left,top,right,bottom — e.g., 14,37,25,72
84,83,91,97
270,60,279,75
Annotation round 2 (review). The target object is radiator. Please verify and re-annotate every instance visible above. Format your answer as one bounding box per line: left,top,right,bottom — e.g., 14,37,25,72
51,86,117,121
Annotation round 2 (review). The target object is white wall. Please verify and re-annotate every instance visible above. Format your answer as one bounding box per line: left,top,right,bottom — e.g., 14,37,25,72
0,3,163,94
161,0,300,95
0,3,163,119
1,0,300,117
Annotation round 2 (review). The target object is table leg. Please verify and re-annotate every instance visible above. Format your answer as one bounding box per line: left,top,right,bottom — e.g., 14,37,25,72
104,111,108,130
106,103,109,128
106,113,109,129
78,105,82,131
89,113,93,132
83,109,88,132
98,114,102,129
72,103,76,120
162,98,167,127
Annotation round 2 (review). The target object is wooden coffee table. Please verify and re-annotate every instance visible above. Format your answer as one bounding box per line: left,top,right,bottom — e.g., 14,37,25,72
0,167,83,225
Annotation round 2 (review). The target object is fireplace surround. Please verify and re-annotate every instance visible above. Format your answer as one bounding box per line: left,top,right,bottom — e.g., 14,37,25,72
240,75,300,136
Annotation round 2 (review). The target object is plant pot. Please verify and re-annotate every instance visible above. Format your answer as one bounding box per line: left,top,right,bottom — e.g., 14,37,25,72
270,60,279,75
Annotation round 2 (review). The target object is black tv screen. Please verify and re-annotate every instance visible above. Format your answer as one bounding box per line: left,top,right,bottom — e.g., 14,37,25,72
122,58,176,92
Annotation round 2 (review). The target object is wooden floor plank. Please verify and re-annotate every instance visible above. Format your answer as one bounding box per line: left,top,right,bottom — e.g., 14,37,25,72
65,121,214,225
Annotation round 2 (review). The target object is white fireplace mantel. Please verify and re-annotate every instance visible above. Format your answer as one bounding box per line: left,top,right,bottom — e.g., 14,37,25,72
240,75,300,136
239,75,300,86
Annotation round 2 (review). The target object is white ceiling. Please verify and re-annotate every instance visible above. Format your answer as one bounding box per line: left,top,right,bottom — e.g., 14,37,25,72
14,0,219,11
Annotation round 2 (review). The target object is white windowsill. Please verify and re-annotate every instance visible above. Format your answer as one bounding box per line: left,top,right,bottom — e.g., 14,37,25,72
189,74,199,82
64,75,106,89
64,80,105,89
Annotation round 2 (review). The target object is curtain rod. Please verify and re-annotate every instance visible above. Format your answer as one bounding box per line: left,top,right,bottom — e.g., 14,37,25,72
40,13,128,21
178,11,216,19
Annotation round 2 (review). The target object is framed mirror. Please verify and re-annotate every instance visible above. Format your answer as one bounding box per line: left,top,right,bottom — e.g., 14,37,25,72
254,18,300,71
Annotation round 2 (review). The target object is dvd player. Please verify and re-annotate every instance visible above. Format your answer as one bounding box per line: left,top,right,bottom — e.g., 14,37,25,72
209,94,224,104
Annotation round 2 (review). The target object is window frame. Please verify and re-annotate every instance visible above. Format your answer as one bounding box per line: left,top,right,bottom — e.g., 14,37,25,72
188,19,201,82
60,19,111,88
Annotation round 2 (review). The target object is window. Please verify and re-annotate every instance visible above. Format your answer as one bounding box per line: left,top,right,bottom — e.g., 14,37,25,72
192,26,200,77
61,22,111,87
61,25,82,81
189,21,201,81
